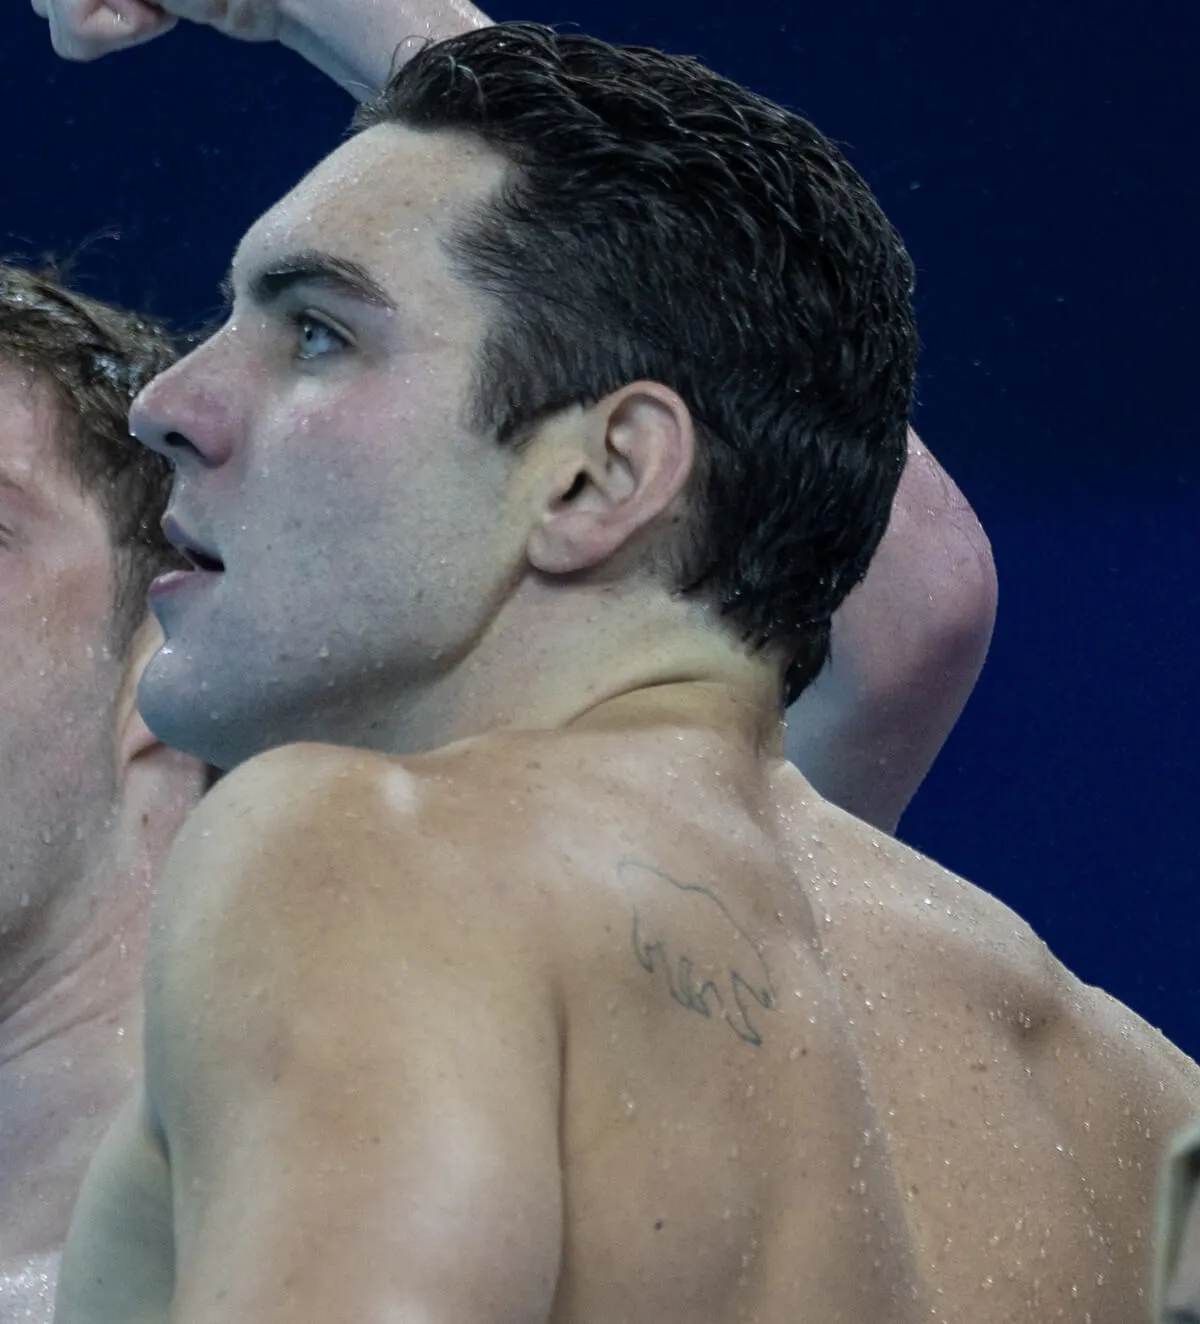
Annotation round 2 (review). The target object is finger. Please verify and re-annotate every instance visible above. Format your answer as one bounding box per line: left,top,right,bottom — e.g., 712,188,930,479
46,0,179,59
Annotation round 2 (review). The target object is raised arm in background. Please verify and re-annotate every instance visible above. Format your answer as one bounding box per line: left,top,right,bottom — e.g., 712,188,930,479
786,428,997,832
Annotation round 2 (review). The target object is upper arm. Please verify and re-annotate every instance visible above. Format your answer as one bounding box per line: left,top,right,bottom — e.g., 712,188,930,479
146,747,563,1324
786,430,997,833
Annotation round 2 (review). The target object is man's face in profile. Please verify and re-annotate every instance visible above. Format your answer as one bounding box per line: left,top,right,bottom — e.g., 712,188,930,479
132,125,529,769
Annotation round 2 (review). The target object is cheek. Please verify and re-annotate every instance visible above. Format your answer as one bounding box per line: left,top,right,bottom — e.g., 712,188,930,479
255,376,454,527
0,554,111,650
0,579,118,768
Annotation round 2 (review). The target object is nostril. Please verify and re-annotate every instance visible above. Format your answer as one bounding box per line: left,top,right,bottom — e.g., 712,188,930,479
164,430,193,451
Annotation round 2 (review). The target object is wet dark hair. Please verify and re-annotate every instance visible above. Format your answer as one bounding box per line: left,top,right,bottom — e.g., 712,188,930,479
355,23,917,703
0,264,184,652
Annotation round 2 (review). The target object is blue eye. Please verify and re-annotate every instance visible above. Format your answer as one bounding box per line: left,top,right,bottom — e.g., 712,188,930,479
294,312,347,360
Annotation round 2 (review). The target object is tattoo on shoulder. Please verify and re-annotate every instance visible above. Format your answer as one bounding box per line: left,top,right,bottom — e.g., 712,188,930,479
618,859,776,1047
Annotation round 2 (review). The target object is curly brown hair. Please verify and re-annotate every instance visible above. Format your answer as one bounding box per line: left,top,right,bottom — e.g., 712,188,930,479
0,264,184,652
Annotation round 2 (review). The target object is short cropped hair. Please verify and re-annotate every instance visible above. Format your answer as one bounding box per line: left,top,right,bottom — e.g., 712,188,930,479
0,264,184,652
355,23,918,703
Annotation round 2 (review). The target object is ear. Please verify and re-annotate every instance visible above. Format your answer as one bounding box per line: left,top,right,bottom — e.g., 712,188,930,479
114,615,168,771
527,382,696,577
119,702,161,767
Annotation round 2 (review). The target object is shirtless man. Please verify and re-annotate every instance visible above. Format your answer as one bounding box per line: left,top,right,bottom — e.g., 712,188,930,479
30,0,997,838
31,13,1197,1322
40,9,1194,1324
4,16,997,1322
0,266,207,1319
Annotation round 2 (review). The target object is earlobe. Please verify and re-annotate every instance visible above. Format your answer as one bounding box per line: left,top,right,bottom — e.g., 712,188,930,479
114,615,169,771
120,706,162,769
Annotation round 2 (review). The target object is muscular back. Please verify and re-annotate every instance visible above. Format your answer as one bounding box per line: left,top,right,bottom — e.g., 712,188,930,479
57,709,1200,1324
552,735,1199,1323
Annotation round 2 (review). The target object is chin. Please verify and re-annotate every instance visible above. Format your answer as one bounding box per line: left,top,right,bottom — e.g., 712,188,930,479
137,655,251,771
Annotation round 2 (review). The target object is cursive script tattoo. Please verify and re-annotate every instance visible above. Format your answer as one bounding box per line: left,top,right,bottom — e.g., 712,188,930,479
619,859,776,1046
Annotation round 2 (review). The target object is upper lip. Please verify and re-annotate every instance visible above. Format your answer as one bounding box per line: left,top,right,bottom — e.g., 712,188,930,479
162,513,225,572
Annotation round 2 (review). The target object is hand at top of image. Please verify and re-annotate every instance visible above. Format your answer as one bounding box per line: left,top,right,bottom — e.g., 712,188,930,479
30,0,287,61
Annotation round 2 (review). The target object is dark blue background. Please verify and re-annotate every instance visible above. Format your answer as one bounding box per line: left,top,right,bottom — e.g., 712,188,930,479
4,2,1197,1053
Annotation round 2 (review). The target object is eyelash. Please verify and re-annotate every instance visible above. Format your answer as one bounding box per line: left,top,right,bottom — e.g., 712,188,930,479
290,310,349,360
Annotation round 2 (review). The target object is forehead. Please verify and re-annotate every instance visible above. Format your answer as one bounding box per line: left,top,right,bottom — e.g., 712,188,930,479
234,125,509,301
0,360,89,516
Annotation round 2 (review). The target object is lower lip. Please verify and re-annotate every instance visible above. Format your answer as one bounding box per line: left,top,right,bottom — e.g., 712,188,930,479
148,568,223,602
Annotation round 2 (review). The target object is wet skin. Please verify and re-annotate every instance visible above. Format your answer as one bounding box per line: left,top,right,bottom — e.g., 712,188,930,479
57,711,1200,1324
0,368,203,1323
0,371,138,1319
57,121,1200,1322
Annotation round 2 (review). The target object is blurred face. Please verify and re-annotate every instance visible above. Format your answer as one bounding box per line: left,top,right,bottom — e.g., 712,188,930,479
0,365,127,952
134,126,526,769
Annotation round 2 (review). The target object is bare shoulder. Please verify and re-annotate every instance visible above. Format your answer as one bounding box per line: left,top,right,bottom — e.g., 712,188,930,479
144,740,567,1116
865,820,1200,1129
155,738,557,915
1046,959,1200,1124
825,810,1199,1088
150,733,630,959
137,743,567,1324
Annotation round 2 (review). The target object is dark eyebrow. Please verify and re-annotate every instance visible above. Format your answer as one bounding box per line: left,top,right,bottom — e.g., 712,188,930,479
222,249,398,314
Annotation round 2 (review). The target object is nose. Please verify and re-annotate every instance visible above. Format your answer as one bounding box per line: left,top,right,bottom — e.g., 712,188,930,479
129,335,238,469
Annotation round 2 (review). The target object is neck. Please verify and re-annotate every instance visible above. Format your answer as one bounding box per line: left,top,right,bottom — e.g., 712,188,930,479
0,845,148,1263
0,842,150,1069
289,579,787,759
0,757,199,1262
